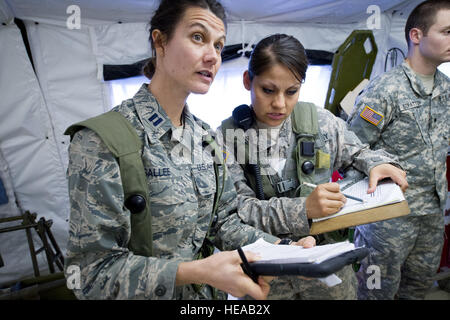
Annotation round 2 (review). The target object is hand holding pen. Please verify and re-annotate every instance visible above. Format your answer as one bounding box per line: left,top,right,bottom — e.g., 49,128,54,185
302,182,363,202
303,182,362,219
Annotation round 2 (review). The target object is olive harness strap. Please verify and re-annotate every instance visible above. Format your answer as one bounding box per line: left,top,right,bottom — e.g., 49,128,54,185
65,111,153,256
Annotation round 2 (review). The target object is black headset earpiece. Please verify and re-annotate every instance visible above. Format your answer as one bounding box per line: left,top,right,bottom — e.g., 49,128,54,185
232,104,254,131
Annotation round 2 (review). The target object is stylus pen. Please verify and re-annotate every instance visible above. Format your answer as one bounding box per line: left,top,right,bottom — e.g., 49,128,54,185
237,247,259,283
302,182,364,203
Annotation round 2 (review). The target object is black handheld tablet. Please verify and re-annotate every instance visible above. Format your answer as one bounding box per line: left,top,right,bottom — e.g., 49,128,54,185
247,247,369,278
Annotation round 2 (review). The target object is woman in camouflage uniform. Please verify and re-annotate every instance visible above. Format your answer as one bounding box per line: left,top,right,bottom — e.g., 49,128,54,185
219,34,408,299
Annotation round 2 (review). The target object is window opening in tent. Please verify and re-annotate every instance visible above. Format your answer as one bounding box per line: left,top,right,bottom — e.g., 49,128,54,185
438,62,450,78
106,63,332,129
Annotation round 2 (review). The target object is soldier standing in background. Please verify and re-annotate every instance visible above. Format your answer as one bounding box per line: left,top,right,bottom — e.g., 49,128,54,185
347,0,450,299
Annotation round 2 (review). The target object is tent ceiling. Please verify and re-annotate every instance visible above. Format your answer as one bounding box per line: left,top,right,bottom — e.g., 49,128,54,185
4,0,415,25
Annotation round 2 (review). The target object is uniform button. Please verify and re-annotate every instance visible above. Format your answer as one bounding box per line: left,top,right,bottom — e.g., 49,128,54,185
155,284,166,297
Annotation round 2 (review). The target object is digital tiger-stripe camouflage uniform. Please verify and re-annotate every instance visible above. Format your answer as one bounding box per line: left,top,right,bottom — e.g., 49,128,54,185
64,84,279,300
347,61,449,300
218,104,401,300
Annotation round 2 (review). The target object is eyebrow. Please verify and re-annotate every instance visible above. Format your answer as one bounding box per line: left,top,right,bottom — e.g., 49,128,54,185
261,80,301,89
188,22,226,42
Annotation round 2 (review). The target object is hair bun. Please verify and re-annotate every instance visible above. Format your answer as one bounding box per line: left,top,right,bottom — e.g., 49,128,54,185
143,57,156,79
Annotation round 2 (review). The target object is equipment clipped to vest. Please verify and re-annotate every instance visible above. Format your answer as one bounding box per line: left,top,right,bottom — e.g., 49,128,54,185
301,160,315,175
124,194,146,214
300,141,315,174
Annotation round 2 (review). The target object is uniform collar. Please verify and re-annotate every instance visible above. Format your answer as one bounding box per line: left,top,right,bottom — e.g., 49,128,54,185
401,60,446,99
183,106,210,137
279,116,292,143
132,84,207,144
432,68,450,99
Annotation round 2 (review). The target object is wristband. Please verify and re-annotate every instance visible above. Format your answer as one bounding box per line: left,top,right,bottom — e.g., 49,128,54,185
279,238,293,245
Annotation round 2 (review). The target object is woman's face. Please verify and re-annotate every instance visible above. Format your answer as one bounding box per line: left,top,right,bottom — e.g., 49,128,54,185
244,63,301,127
154,7,226,97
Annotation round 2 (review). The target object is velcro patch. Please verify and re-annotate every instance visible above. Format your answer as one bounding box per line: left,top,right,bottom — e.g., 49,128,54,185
360,105,384,126
316,150,330,169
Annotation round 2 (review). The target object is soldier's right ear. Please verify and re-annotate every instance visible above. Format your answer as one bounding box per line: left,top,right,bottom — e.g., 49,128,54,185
409,27,422,46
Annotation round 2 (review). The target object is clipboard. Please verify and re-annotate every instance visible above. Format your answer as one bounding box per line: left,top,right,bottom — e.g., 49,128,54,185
246,247,369,278
309,200,410,235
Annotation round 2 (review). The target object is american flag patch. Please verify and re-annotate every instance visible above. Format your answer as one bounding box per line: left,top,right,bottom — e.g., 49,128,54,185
360,105,384,126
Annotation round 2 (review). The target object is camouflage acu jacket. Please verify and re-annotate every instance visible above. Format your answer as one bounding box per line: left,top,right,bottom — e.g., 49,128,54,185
218,106,400,239
64,84,278,300
348,61,449,215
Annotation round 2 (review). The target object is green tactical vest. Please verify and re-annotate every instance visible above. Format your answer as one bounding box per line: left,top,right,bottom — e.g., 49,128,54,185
65,111,225,259
291,101,320,197
221,102,348,242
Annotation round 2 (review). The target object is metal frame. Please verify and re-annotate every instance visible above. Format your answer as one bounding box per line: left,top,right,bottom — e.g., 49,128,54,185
0,211,64,277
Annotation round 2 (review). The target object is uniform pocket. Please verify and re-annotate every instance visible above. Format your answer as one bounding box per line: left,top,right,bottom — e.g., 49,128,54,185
191,165,217,198
149,176,196,205
432,108,449,140
397,104,422,128
190,165,217,250
149,176,198,250
385,104,426,154
314,167,332,185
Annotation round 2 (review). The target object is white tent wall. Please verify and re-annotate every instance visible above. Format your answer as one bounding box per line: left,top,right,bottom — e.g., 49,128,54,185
0,148,26,283
24,21,106,166
225,15,393,79
0,24,69,283
0,0,13,23
92,22,151,66
0,0,422,284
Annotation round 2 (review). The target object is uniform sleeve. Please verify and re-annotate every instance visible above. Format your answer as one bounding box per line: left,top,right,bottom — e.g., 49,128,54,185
225,158,310,239
323,107,399,176
347,82,394,148
209,163,279,251
65,129,179,300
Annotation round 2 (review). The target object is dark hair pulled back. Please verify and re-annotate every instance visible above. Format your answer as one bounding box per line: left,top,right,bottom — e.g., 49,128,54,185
248,34,308,83
143,0,227,79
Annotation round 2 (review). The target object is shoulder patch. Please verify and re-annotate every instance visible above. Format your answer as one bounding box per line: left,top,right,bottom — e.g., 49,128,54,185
360,105,384,126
